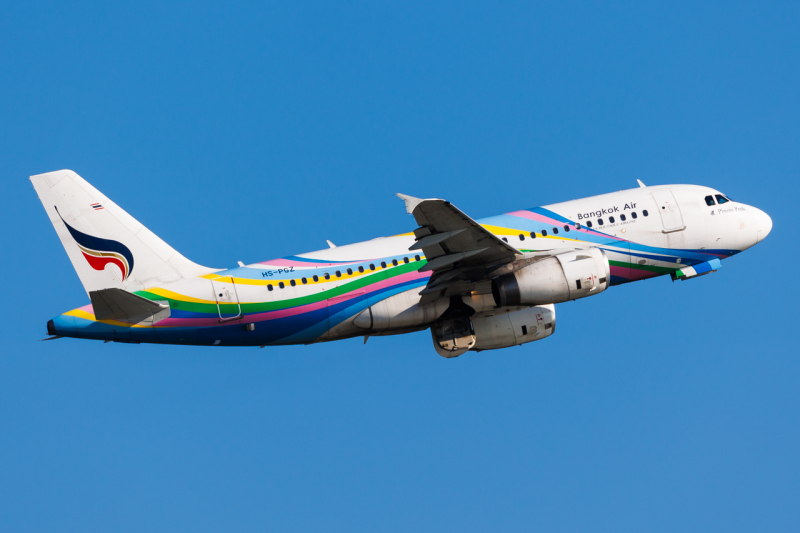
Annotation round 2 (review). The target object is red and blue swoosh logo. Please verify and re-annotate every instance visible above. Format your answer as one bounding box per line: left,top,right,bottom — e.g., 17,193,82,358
56,207,134,280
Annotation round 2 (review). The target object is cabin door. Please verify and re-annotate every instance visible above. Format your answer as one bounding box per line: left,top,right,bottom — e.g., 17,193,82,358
650,190,685,232
211,276,242,321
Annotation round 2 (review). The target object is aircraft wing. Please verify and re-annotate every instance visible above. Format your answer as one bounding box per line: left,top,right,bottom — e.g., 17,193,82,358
397,194,522,301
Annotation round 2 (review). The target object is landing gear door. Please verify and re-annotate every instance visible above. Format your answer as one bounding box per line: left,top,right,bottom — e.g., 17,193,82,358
650,189,685,233
211,276,242,321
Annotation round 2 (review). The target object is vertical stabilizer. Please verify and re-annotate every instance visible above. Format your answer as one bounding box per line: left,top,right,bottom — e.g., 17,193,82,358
30,169,217,295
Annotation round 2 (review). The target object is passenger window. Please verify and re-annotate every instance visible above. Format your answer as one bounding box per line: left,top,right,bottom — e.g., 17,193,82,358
576,223,581,230
620,214,626,221
324,273,330,280
290,279,296,287
643,210,649,217
586,221,593,228
564,225,570,232
335,270,341,277
279,282,285,289
598,218,604,225
369,264,375,270
552,227,559,235
519,234,525,241
502,237,508,242
705,195,716,206
301,277,307,284
542,230,548,236
392,259,398,266
715,194,729,204
268,284,273,291
403,257,409,264
609,216,615,223
529,231,536,238
414,255,421,261
381,261,386,268
632,212,637,219
346,268,353,275
313,275,319,282
358,266,364,273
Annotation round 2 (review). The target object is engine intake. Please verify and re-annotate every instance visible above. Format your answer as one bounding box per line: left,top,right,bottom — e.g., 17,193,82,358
492,248,610,307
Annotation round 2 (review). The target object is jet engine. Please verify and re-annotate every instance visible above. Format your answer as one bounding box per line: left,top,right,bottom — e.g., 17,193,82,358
492,248,610,307
430,304,556,356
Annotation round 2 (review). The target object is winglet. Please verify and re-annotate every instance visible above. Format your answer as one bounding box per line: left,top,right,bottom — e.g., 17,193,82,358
395,193,426,214
326,240,337,248
637,179,646,188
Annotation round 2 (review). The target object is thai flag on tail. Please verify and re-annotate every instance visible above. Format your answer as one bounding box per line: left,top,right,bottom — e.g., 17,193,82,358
91,203,103,210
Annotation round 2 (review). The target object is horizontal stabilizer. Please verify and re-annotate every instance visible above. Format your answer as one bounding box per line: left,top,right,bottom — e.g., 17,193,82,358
89,288,170,325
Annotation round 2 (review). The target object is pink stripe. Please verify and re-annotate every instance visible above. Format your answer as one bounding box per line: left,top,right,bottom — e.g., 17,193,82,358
255,258,361,268
155,269,432,328
157,316,229,328
362,269,430,293
611,265,660,281
507,210,623,241
506,210,564,226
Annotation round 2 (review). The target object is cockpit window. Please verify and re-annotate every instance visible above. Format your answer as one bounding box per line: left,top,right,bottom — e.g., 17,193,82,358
715,194,729,204
705,195,716,206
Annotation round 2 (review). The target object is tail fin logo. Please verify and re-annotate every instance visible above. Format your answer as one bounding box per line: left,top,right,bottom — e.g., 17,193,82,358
56,207,134,280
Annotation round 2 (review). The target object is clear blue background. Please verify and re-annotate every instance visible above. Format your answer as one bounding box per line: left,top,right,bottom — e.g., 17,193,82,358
1,2,798,531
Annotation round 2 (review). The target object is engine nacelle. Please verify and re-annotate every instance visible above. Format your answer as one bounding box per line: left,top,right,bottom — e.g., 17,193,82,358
472,305,556,351
492,248,610,307
429,304,556,357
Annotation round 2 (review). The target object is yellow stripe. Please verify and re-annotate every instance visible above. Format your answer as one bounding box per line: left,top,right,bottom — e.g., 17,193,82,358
482,224,579,241
145,287,217,304
65,308,95,320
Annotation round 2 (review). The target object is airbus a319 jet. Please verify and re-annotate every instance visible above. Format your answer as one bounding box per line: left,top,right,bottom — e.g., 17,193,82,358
32,170,771,357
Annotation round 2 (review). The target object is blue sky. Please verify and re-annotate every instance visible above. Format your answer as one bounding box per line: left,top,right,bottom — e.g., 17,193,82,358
1,1,799,531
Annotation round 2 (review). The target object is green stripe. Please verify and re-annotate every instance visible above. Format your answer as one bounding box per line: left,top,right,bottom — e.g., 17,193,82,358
609,260,675,275
135,260,427,315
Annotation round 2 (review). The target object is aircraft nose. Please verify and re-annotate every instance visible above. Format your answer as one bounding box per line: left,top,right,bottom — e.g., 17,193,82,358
753,207,772,243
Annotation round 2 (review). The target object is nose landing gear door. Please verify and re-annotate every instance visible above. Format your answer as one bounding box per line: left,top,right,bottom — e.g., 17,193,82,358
651,189,685,233
211,276,242,322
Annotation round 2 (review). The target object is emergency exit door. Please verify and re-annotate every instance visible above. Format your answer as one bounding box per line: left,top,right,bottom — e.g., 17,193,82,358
650,189,685,232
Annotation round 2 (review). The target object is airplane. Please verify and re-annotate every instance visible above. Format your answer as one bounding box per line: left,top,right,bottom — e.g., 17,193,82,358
32,170,771,357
